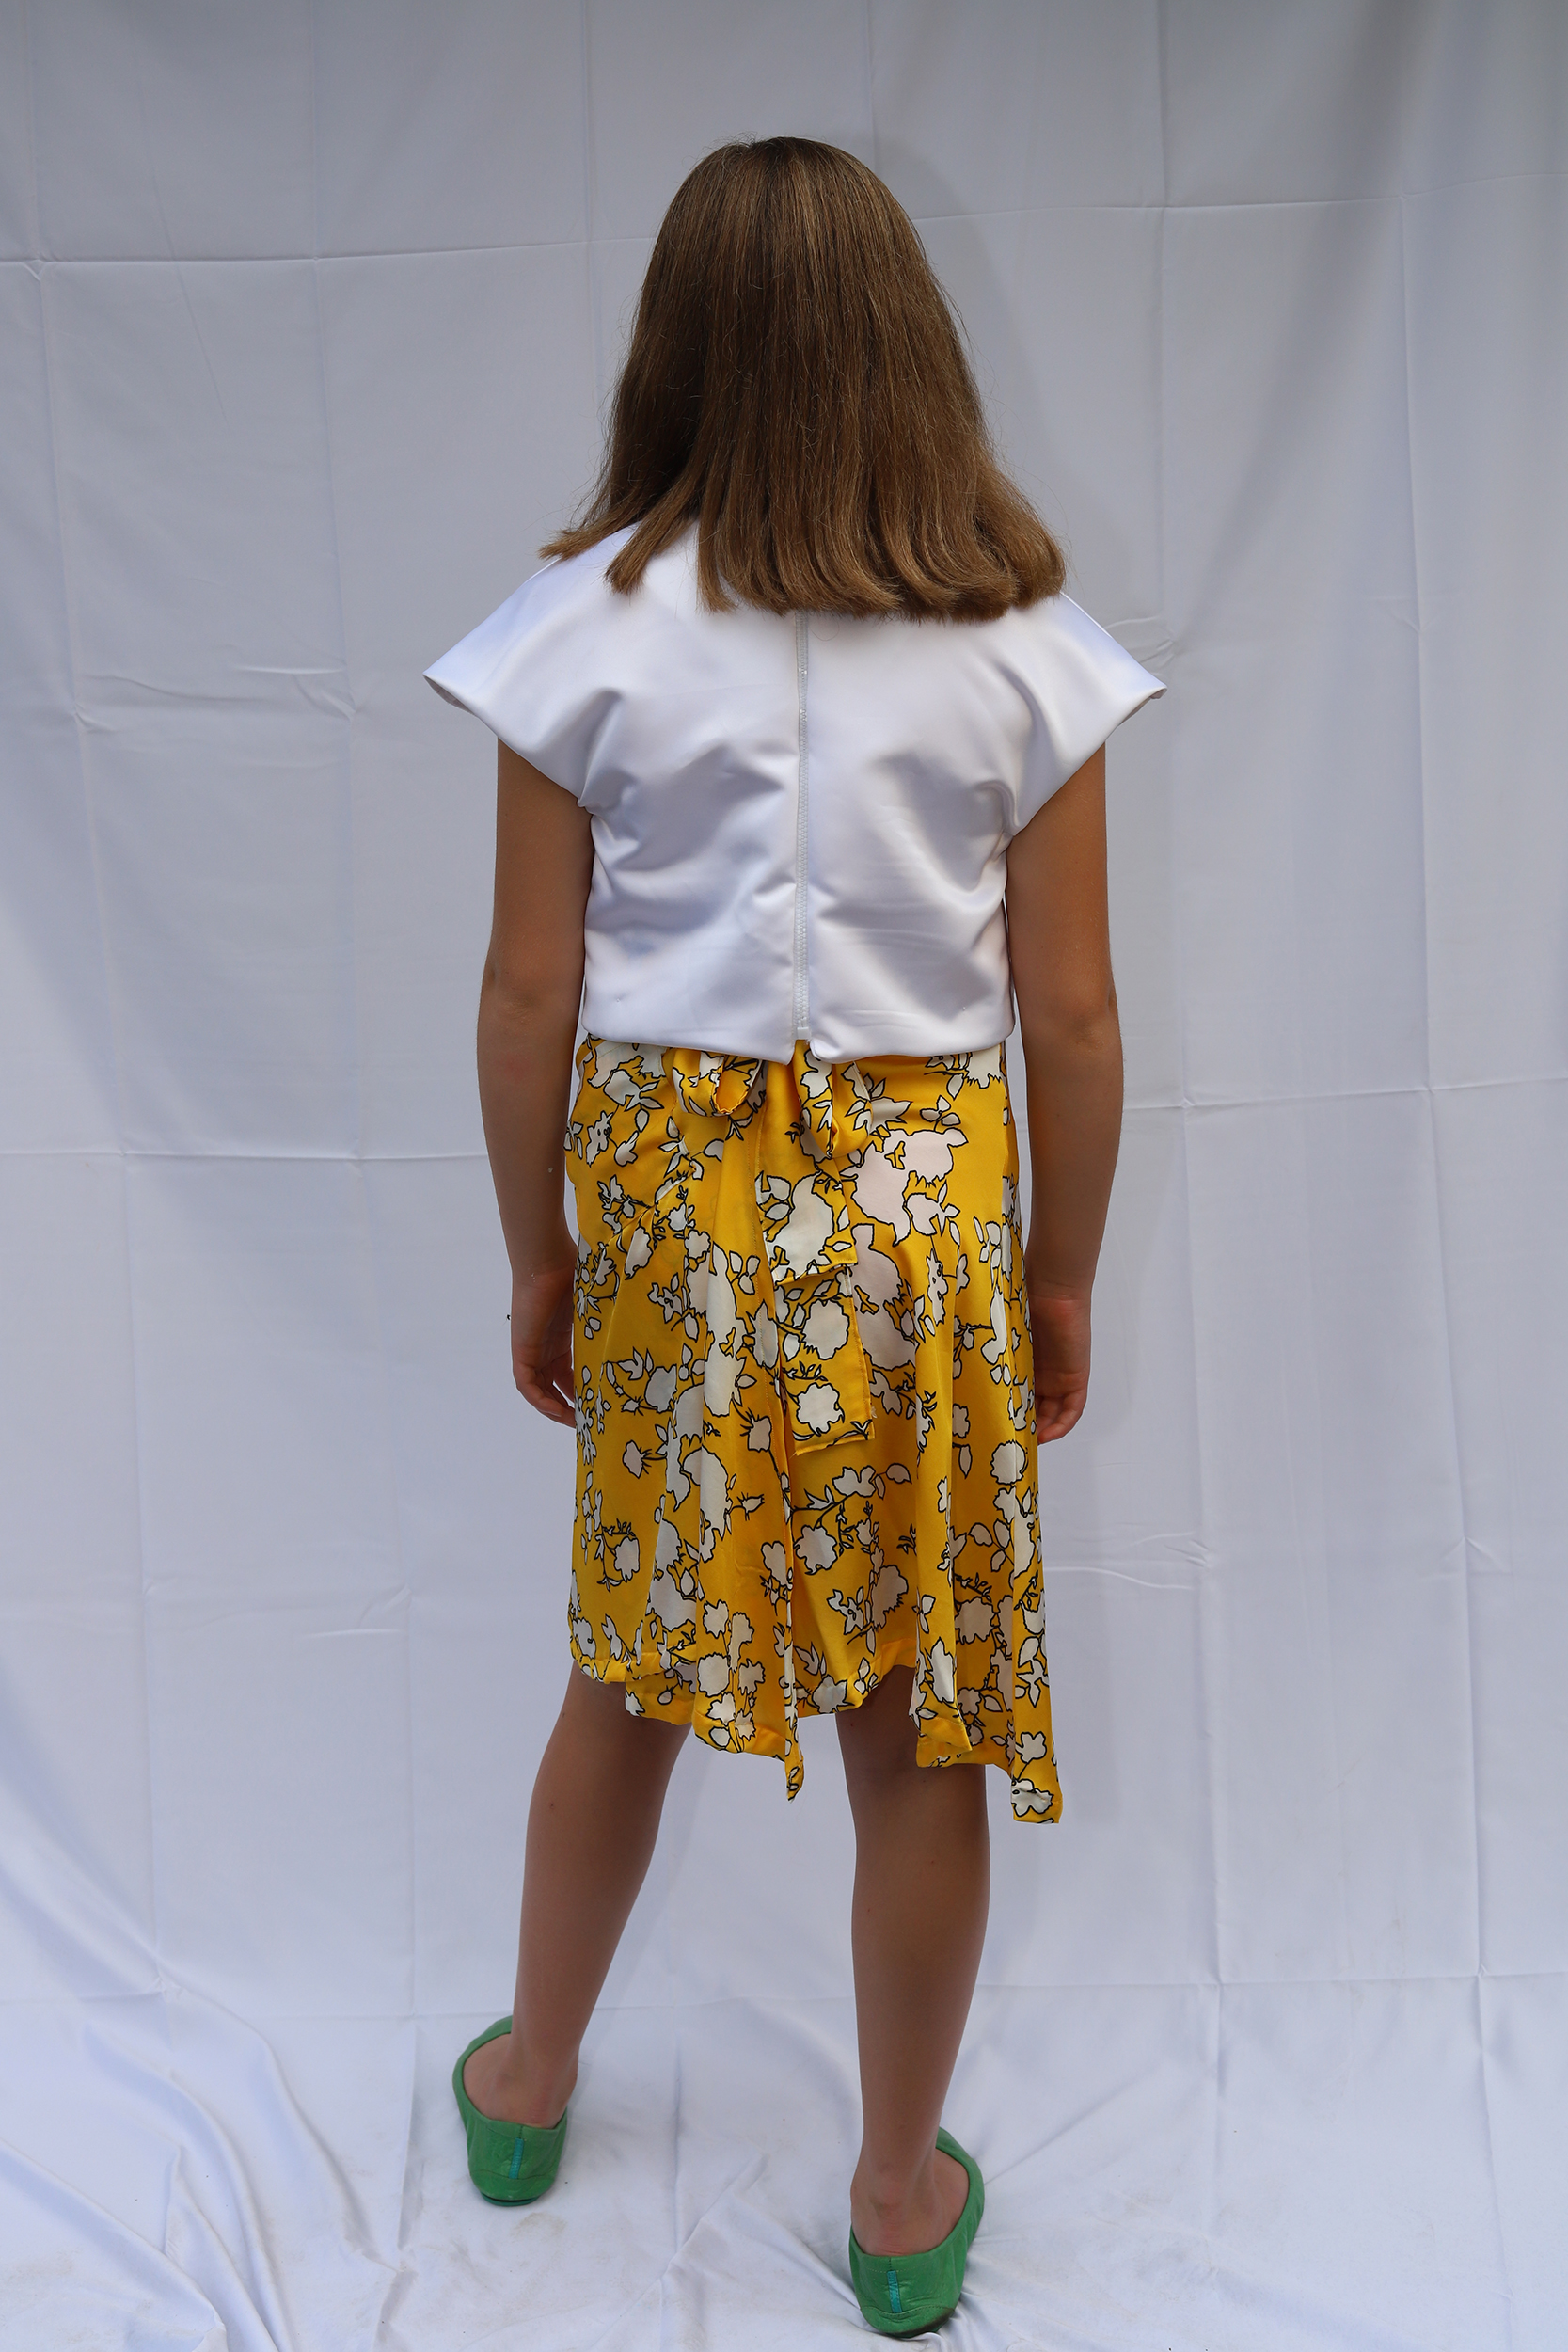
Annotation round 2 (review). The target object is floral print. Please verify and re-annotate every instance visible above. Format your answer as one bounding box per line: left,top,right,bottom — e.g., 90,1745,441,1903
565,1035,1062,1823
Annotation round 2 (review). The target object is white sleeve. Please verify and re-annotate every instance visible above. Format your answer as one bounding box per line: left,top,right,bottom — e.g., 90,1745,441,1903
1005,594,1165,834
423,559,609,799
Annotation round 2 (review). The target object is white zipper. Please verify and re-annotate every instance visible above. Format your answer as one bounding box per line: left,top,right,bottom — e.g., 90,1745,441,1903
792,611,810,1040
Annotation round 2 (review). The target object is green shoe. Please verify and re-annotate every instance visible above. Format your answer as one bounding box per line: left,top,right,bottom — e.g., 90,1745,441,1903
848,2128,984,2337
451,2017,568,2204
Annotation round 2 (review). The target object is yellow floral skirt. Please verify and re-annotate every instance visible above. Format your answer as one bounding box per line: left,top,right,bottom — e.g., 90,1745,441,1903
564,1035,1062,1823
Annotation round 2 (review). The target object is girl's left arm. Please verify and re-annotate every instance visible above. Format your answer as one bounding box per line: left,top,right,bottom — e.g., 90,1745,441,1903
476,740,594,1426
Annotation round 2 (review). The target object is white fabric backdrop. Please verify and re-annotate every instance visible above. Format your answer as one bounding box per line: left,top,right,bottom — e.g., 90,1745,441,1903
2,5,1564,2346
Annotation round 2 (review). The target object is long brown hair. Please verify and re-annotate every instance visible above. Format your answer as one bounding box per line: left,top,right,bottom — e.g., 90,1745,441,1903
543,138,1065,620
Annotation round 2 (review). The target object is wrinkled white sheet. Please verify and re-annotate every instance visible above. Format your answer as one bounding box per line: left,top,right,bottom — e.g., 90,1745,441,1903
2,5,1565,2347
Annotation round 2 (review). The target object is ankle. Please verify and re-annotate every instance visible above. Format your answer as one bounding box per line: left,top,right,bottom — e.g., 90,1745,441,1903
854,2155,928,2213
850,2151,933,2233
850,2145,966,2257
468,2028,577,2128
508,2042,577,2125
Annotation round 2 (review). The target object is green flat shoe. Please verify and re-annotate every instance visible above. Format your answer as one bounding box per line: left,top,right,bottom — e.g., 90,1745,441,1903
848,2127,984,2337
451,2017,568,2204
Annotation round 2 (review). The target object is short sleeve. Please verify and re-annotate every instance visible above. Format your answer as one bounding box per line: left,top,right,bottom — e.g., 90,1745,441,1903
423,556,610,800
1005,594,1165,834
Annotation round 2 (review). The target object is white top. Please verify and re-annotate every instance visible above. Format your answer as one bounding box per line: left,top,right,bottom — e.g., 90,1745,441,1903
426,525,1164,1064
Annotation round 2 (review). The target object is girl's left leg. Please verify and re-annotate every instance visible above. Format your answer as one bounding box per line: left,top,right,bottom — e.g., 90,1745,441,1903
837,1666,990,2257
463,1664,689,2127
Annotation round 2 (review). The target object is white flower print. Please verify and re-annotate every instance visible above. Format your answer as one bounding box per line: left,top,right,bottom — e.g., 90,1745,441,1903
648,1566,695,1633
827,1585,870,1638
852,1147,910,1240
775,1175,834,1274
624,1225,652,1275
901,1132,954,1182
956,1596,993,1644
663,1422,689,1504
847,1070,911,1132
983,1282,1010,1371
868,1555,908,1628
797,1524,836,1573
752,1300,779,1367
565,1031,1056,1820
797,1380,844,1435
690,1448,730,1534
703,1344,741,1414
830,1465,880,1498
848,1227,901,1306
1014,1598,1049,1702
614,1114,651,1168
802,1297,850,1358
858,1305,916,1369
600,1616,634,1662
994,1488,1034,1577
703,1249,735,1337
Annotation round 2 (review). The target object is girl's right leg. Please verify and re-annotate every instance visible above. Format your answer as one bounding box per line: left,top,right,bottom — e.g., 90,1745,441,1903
837,1666,990,2257
463,1665,689,2127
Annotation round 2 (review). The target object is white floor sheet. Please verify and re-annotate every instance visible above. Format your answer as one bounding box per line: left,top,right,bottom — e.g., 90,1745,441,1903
3,6,1565,2347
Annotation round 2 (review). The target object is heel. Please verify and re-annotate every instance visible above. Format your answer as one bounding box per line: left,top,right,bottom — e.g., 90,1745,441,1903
848,2129,984,2336
451,2017,568,2205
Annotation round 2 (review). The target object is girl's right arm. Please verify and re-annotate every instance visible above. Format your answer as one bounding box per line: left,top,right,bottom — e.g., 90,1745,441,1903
1004,743,1124,1442
477,741,594,1425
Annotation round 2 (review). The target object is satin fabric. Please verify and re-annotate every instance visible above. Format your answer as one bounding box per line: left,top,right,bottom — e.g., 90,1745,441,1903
426,526,1164,1064
565,1035,1062,1820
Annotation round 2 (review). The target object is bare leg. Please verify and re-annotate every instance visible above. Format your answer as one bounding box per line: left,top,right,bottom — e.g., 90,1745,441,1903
464,1666,689,2128
837,1667,990,2257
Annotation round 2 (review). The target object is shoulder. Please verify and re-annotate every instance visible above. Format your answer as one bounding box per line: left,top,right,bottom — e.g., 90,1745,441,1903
425,528,641,712
978,592,1165,717
981,590,1134,667
483,524,640,642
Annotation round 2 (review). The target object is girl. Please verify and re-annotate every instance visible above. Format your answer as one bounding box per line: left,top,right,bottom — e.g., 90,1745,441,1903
427,136,1162,2338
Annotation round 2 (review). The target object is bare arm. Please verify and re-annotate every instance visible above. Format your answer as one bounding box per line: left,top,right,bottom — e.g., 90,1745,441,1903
477,740,594,1425
1005,742,1123,1442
